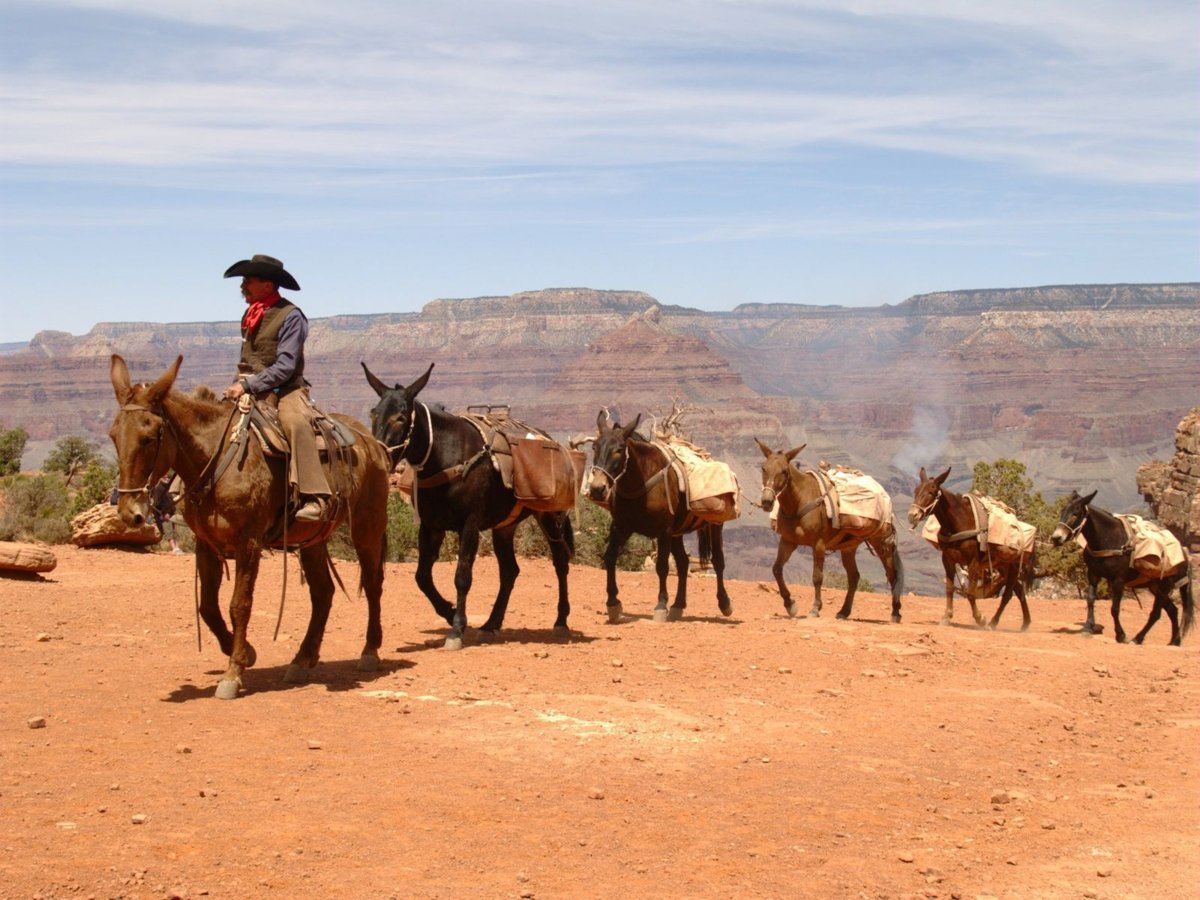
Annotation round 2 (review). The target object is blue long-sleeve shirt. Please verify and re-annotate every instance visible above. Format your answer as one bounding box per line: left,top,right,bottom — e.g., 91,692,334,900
244,307,308,394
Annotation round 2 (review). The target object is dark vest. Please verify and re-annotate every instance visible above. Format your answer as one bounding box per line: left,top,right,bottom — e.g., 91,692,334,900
238,300,306,391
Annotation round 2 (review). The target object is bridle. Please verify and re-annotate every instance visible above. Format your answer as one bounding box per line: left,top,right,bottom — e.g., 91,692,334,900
114,402,168,501
1057,506,1088,541
909,483,941,523
588,437,631,502
759,463,791,507
382,401,434,471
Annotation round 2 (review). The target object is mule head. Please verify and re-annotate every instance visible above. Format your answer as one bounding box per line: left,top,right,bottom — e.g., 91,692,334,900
362,362,433,464
587,410,641,504
108,354,182,528
756,439,806,511
1050,489,1097,546
906,465,950,528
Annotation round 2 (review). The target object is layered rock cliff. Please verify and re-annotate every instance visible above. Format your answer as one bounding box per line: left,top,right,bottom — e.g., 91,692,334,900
3,283,1196,589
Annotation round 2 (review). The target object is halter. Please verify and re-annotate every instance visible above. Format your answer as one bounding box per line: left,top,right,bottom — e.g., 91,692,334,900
760,463,792,507
114,402,167,499
1058,507,1088,541
909,483,941,522
385,402,434,471
588,437,632,501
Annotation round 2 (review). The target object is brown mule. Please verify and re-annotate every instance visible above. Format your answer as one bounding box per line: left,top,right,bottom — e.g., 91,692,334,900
907,466,1034,631
755,440,904,622
109,354,391,699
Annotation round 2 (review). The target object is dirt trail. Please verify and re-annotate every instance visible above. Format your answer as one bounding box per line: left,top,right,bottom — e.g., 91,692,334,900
1,546,1196,899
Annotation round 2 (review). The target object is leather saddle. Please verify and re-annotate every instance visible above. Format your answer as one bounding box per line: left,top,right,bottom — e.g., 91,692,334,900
247,399,357,458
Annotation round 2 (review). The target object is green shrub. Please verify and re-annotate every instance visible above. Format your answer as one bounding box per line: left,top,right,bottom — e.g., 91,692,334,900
0,474,72,544
71,459,118,516
0,425,28,477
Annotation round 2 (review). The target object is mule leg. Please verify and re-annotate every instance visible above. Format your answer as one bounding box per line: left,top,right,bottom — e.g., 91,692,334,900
1082,572,1100,634
445,521,483,650
603,524,632,623
940,556,956,625
988,567,1016,630
195,541,233,656
1110,580,1127,643
285,544,335,683
541,512,573,636
1015,572,1032,632
215,543,263,700
1132,585,1173,645
652,534,672,622
809,541,826,618
666,536,690,621
415,526,455,625
478,523,520,639
709,525,732,617
350,512,386,671
771,540,799,617
835,547,859,620
965,567,985,626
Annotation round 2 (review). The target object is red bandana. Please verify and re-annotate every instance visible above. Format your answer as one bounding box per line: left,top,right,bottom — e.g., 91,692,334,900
241,291,282,334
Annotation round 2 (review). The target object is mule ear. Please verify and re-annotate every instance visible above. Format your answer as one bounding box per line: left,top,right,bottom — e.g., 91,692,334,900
407,363,434,399
110,354,133,405
784,443,806,462
754,437,773,458
596,408,612,432
361,362,391,398
934,467,951,485
1082,489,1098,506
146,356,182,404
622,413,642,438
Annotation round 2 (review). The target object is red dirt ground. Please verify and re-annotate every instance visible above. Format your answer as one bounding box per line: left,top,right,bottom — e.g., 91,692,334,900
1,545,1196,899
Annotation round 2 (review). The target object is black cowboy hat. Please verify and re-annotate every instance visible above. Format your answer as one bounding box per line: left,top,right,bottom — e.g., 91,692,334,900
223,254,301,291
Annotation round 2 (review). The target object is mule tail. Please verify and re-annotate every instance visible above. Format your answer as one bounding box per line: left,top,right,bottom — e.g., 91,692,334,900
891,540,905,597
1180,564,1195,639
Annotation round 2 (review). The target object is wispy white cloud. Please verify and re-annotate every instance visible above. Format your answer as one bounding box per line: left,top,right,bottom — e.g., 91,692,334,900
2,1,1196,182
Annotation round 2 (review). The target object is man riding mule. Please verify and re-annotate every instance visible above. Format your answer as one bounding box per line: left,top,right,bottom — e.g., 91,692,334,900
222,254,329,523
109,345,391,699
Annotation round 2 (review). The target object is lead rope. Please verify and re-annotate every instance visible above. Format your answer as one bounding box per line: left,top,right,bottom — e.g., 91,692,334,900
274,440,292,641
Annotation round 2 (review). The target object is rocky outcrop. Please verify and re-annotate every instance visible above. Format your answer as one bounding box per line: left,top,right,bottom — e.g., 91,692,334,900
70,504,161,548
1138,407,1200,551
0,541,57,574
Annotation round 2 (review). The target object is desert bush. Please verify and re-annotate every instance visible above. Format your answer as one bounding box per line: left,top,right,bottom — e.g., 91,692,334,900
44,436,102,488
0,474,72,544
971,458,1085,596
0,425,28,477
71,459,118,516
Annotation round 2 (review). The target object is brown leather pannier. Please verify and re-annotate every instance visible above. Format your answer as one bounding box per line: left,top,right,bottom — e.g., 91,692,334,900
511,437,582,512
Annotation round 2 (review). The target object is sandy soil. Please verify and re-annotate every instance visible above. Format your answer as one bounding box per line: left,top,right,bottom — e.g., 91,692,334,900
1,545,1196,900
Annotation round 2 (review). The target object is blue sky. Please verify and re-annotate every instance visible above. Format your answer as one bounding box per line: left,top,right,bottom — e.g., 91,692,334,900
1,0,1197,343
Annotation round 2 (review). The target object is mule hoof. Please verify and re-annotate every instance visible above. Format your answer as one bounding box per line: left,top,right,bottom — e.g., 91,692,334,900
785,602,798,618
835,610,850,621
652,608,670,623
719,601,732,617
607,603,623,624
938,617,951,626
891,614,901,624
1131,636,1144,646
476,629,499,645
553,625,571,639
283,664,310,684
444,636,464,651
667,607,684,622
807,608,821,619
357,654,380,672
214,679,241,700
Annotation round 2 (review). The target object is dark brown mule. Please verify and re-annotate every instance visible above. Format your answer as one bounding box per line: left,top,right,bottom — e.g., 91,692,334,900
756,440,904,622
109,354,391,699
586,411,732,623
1050,489,1195,645
906,466,1033,631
